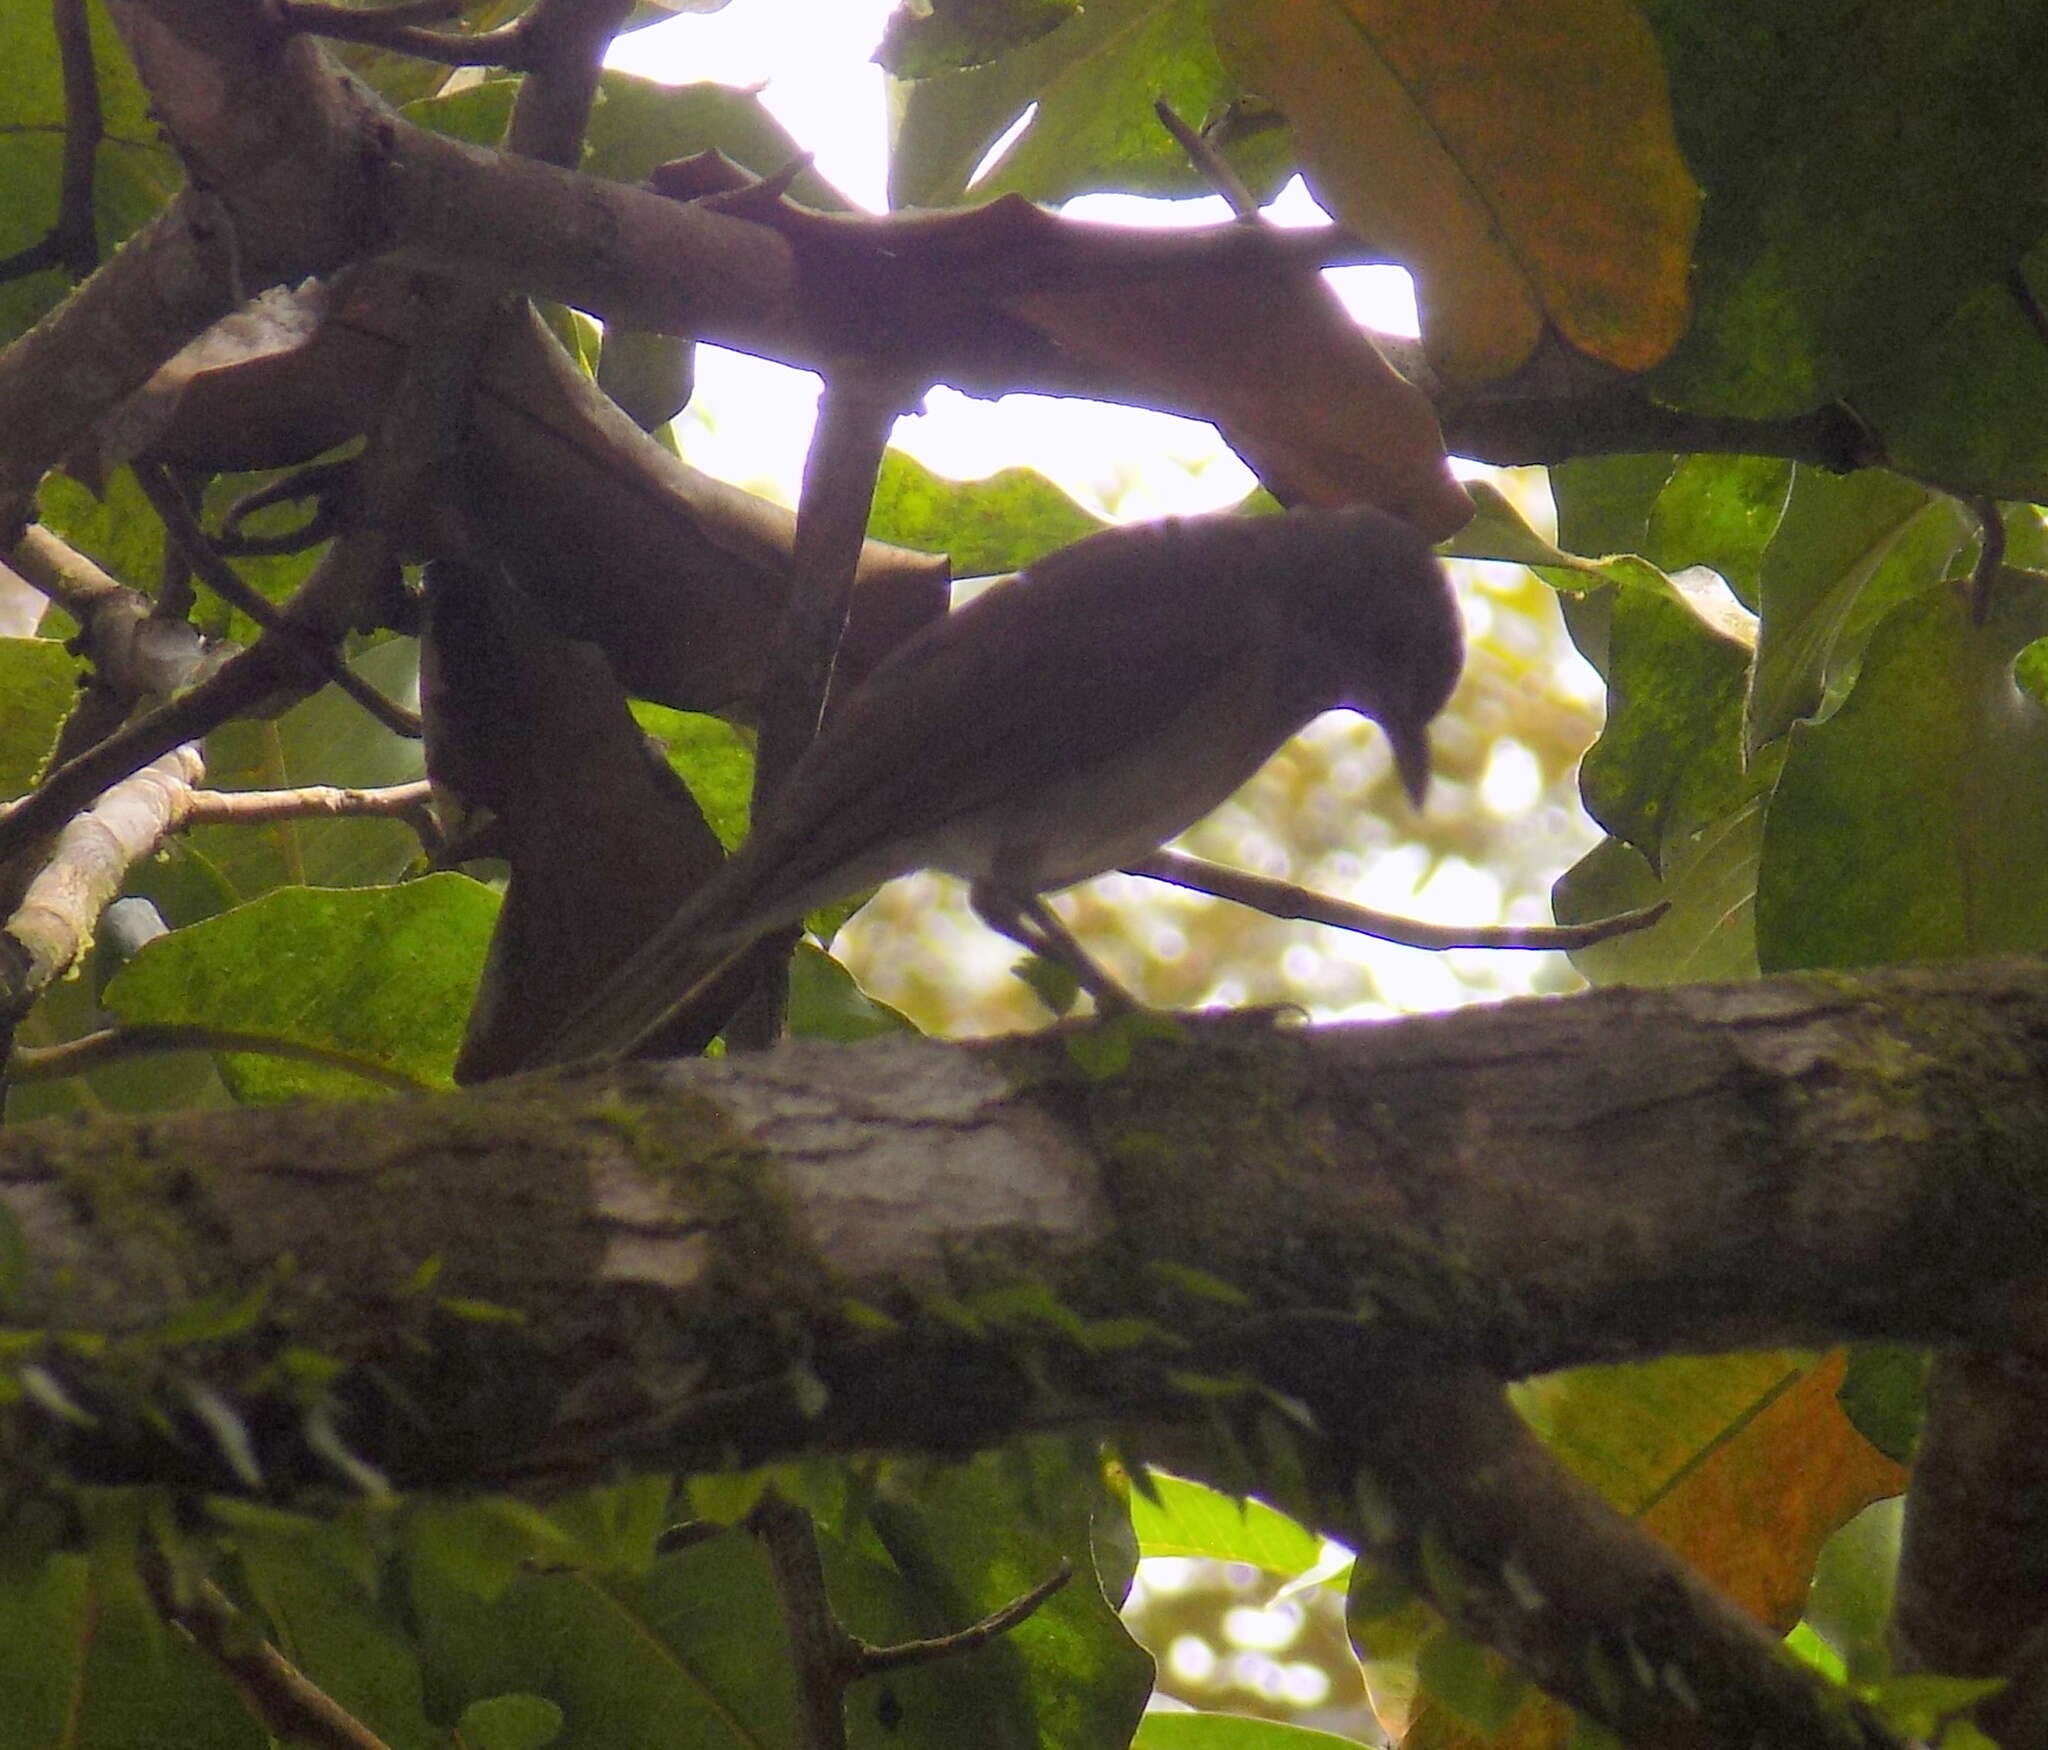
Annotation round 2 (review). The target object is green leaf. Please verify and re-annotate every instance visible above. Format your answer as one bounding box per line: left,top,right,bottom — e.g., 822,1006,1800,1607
151,637,428,917
0,0,179,347
0,1552,264,1750
1802,1498,1902,1687
1127,1472,1326,1575
786,941,916,1041
406,74,849,207
1854,247,2048,503
411,1531,798,1749
33,472,166,612
631,703,754,851
1577,582,1754,867
405,1500,587,1606
1416,1624,1528,1733
102,873,501,1097
1747,468,1963,753
1837,1346,1928,1470
583,74,851,204
868,451,1106,578
1643,453,1794,609
460,1694,567,1750
889,0,1245,208
1757,574,2048,970
829,1444,1154,1750
0,636,78,797
1440,480,1598,573
1642,0,2048,414
879,0,1082,78
1135,1713,1372,1749
1549,454,1678,567
239,1529,440,1750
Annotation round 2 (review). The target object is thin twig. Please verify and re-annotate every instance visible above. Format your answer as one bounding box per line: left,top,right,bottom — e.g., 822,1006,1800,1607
0,640,302,869
751,1495,854,1750
858,1561,1072,1674
1153,99,1259,222
1126,849,1670,951
217,461,353,557
747,1492,1070,1750
276,0,529,67
2007,267,2048,354
182,779,434,826
0,0,102,284
148,1569,397,1750
134,463,423,738
724,367,913,1047
10,1024,430,1091
1969,495,2006,626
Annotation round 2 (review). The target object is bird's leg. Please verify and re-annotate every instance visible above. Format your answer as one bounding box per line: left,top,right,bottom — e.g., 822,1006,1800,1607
970,883,1141,1015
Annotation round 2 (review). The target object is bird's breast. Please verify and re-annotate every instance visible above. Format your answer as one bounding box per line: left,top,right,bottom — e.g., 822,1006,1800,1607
911,656,1320,895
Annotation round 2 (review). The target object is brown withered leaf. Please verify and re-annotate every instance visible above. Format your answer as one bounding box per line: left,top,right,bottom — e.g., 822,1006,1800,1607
112,270,952,717
651,169,1472,537
421,559,729,1084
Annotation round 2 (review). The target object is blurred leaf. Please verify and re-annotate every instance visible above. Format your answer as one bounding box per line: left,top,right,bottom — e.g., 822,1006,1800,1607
102,873,500,1098
239,1528,440,1750
1415,1626,1527,1734
0,1552,263,1750
836,1445,1154,1750
1135,1714,1370,1748
879,0,1081,78
34,471,166,601
1802,1497,1903,1687
596,327,694,432
869,451,1105,577
787,941,917,1041
1757,574,2048,971
584,74,852,204
1516,1351,1904,1630
411,1531,797,1748
0,636,79,796
1215,0,1699,381
631,702,753,851
1747,469,1964,753
1837,1346,1928,1470
461,1694,566,1750
1441,481,1594,573
1127,1472,1325,1575
1642,0,2048,415
404,1499,589,1607
890,0,1254,208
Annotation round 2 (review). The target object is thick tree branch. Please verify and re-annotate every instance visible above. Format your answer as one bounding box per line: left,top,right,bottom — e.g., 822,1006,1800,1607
8,960,2044,1748
5,961,2047,1481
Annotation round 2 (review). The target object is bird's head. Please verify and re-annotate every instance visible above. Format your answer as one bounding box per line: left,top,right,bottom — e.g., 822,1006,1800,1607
1275,506,1465,807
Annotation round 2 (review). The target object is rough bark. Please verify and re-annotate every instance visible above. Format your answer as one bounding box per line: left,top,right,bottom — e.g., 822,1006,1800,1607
10,956,2048,1747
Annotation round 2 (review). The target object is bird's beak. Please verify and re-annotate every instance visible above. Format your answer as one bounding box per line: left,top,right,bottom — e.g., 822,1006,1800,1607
1391,723,1433,810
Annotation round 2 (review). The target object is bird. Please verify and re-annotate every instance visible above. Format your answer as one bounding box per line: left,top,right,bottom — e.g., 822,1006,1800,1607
529,502,1464,1065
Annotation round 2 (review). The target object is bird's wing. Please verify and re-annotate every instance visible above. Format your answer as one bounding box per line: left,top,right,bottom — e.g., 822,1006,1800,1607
742,525,1278,911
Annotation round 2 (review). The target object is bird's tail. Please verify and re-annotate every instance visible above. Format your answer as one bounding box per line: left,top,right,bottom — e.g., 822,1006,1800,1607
523,860,778,1067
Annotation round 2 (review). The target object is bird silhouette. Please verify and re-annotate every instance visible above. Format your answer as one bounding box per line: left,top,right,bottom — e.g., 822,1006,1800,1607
531,502,1463,1065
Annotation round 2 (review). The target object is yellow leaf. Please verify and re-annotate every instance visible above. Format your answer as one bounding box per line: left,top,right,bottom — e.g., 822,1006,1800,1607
1213,0,1700,381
